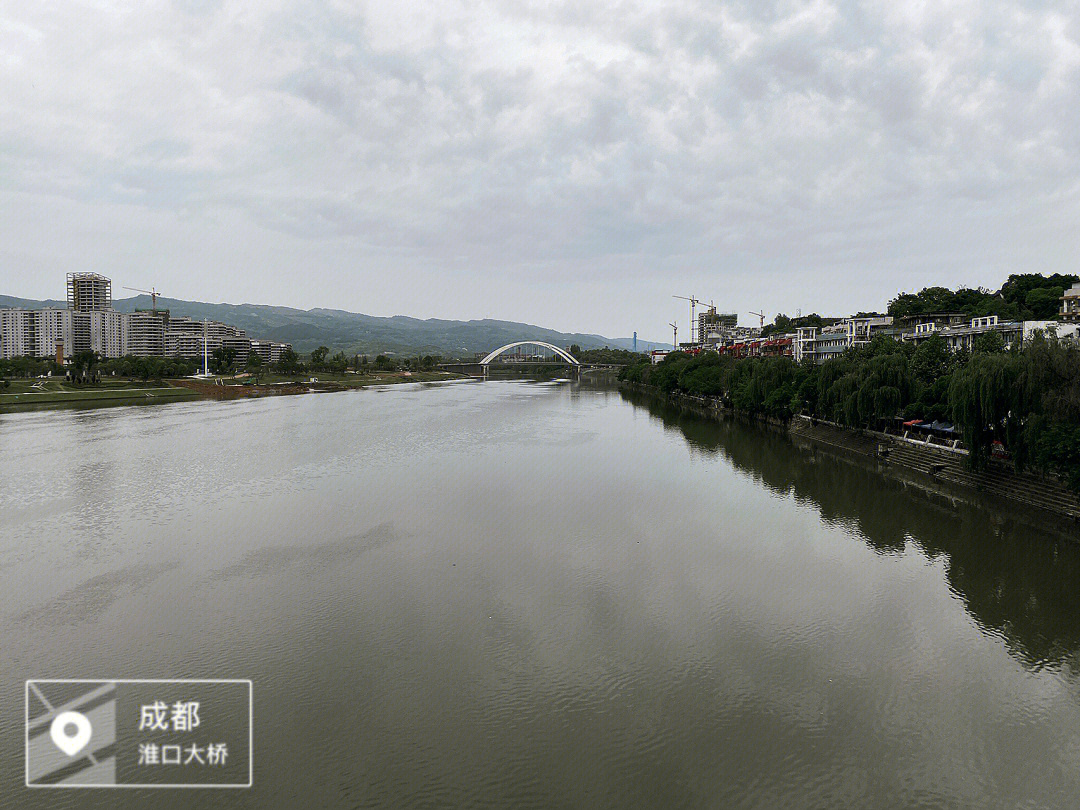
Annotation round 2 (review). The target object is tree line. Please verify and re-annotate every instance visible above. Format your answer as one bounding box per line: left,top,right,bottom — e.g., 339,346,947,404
620,330,1080,491
271,347,446,376
0,353,198,382
567,345,650,365
0,346,449,383
757,274,1077,340
887,273,1076,321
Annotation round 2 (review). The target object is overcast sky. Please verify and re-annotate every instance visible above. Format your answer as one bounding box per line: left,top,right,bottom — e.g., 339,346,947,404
2,1,1078,341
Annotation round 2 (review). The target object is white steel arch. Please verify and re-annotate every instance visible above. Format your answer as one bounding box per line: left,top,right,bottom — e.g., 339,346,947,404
480,341,580,366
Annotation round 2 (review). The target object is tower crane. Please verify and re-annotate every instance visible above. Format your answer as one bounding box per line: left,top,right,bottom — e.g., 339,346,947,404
673,294,704,344
750,310,766,329
669,322,678,348
123,286,162,313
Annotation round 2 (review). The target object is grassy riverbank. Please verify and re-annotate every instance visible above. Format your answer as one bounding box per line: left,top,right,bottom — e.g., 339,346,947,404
0,378,200,409
1,370,470,411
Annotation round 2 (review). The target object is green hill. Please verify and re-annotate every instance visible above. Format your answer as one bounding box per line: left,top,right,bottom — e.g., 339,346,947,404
0,294,668,358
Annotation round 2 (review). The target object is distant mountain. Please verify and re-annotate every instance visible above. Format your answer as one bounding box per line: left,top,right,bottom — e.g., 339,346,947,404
0,294,669,357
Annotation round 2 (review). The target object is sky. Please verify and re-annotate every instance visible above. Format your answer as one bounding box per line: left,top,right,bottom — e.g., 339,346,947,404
2,1,1079,342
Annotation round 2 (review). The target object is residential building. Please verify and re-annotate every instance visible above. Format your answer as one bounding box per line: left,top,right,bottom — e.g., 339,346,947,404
698,308,738,343
793,327,817,364
717,334,794,359
937,316,1022,352
165,316,251,364
1062,282,1080,322
904,316,1079,352
845,316,894,347
3,277,294,365
53,273,127,357
123,310,168,357
759,335,794,357
249,340,291,365
894,313,968,335
814,325,849,363
791,318,876,365
0,308,73,359
81,309,125,357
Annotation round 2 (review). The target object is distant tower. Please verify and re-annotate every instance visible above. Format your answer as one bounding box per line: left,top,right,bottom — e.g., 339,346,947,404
633,331,637,352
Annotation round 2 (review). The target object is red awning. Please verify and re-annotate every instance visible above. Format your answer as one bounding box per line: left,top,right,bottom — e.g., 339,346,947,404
902,419,923,426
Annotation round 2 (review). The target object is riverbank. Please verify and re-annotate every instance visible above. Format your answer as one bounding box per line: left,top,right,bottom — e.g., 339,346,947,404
1,370,470,411
0,378,200,409
172,370,469,400
625,382,1080,534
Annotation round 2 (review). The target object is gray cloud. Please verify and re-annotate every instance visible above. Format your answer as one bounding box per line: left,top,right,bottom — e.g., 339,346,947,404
1,0,1078,339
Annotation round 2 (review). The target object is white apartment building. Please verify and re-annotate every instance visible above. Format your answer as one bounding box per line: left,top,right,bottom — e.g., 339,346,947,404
845,316,894,347
904,316,1078,351
165,316,251,363
82,310,125,357
249,340,291,364
1062,282,1080,322
0,308,73,359
792,317,885,364
123,310,167,357
793,327,817,363
4,273,295,365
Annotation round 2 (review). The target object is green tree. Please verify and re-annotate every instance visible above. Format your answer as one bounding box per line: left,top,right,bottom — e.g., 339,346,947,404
71,350,100,384
326,351,348,374
949,352,1034,466
972,330,1006,354
275,347,301,376
211,346,237,373
245,350,263,383
310,346,330,370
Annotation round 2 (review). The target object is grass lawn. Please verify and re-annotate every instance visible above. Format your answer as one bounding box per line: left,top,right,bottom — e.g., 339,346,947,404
1,369,469,410
0,377,200,408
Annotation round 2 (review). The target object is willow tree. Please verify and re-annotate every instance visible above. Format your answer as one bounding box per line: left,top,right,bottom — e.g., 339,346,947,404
949,352,1037,468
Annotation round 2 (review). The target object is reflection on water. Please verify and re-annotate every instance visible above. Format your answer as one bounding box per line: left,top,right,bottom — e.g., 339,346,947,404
622,389,1080,671
2,380,1079,809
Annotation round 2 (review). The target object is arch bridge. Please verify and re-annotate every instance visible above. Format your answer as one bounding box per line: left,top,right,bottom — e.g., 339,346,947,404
479,341,580,367
439,341,582,377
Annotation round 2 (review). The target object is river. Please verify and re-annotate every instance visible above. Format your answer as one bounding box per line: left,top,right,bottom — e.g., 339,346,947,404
2,379,1079,808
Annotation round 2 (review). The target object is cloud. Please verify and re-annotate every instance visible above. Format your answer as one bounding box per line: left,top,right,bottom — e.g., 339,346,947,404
1,0,1078,337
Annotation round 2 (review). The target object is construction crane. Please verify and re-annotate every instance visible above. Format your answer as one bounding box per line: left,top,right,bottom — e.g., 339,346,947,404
123,286,162,313
673,294,704,343
750,310,766,329
669,322,678,348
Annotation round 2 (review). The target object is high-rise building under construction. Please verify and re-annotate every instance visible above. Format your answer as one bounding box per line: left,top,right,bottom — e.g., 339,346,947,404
698,307,738,340
66,273,113,312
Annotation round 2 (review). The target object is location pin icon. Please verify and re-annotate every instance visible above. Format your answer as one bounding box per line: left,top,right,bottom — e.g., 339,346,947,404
50,711,92,757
